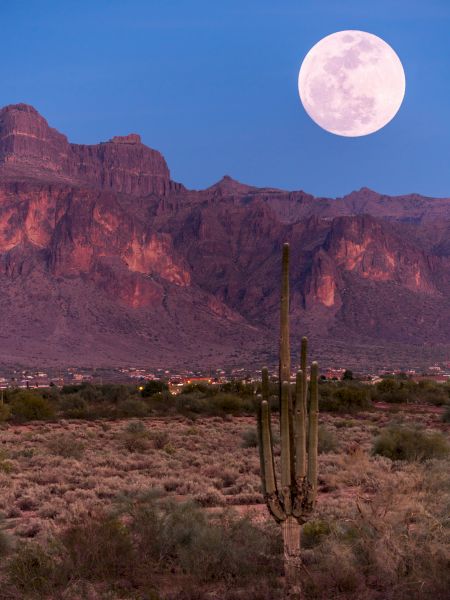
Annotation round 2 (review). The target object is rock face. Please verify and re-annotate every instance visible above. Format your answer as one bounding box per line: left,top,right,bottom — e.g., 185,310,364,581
0,104,449,369
0,103,178,196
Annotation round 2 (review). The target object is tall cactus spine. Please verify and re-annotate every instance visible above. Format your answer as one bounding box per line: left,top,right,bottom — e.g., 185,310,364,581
257,243,319,600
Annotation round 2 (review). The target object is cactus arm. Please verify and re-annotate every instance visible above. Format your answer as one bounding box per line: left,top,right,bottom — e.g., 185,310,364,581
301,336,308,418
307,361,319,506
294,369,307,481
261,400,286,522
256,394,266,495
261,400,277,495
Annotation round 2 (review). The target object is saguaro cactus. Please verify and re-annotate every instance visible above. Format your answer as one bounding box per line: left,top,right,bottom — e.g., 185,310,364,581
257,243,319,600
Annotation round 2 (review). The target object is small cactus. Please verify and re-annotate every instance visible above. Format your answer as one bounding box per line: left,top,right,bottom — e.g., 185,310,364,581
257,243,319,599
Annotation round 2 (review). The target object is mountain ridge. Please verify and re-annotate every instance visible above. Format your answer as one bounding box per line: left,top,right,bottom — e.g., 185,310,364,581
0,104,449,370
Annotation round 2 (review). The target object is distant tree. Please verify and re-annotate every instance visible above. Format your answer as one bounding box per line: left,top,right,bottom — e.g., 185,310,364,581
141,380,168,397
342,369,354,381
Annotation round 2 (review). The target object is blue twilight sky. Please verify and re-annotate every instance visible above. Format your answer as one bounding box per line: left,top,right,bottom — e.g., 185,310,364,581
0,0,449,198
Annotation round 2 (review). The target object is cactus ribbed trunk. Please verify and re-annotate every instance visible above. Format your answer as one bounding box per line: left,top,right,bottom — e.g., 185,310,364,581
257,242,319,600
282,516,305,599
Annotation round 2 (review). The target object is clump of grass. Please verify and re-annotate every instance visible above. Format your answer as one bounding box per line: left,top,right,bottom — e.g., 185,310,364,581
0,522,11,557
125,420,146,434
6,542,57,596
0,448,14,473
46,434,85,459
241,427,258,448
121,431,149,453
373,425,449,462
59,515,134,581
318,425,339,454
149,430,169,449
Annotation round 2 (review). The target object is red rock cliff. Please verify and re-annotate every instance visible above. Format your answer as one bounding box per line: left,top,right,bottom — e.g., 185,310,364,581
0,103,178,196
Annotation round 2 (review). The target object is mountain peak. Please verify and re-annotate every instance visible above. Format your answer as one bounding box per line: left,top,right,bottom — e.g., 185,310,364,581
207,175,256,194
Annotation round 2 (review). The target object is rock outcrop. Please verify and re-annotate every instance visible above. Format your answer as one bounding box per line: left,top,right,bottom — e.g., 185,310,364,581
0,103,180,196
0,104,449,369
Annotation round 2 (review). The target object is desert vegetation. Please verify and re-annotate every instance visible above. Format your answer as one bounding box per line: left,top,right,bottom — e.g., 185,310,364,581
0,373,448,425
0,404,448,599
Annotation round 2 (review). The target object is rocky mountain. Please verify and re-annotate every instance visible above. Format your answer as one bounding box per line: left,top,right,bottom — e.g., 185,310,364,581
0,103,449,370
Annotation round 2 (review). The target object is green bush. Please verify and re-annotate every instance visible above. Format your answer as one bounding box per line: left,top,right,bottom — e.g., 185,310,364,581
373,425,449,462
209,393,253,415
319,385,372,413
141,380,169,397
302,519,331,548
117,397,149,417
372,378,450,406
59,393,90,419
0,402,11,421
9,392,55,422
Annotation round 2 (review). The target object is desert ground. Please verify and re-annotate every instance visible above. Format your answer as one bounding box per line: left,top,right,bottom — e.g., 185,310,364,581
0,399,448,599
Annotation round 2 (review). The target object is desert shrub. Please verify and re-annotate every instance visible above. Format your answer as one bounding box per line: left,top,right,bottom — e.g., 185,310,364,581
6,542,57,595
59,393,90,418
320,385,371,413
60,384,83,394
181,382,213,394
78,383,103,404
128,499,282,584
221,380,256,396
302,519,331,548
117,397,149,417
59,516,134,581
46,434,85,459
146,392,178,414
373,425,449,462
177,512,281,583
0,523,11,557
241,427,258,448
149,430,169,449
442,405,450,423
141,380,169,397
121,430,149,453
372,378,450,406
0,448,14,475
9,391,55,422
318,425,339,454
0,401,11,421
99,384,131,404
125,420,146,434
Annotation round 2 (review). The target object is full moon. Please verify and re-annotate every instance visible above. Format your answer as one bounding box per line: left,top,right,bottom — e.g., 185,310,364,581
298,30,406,137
